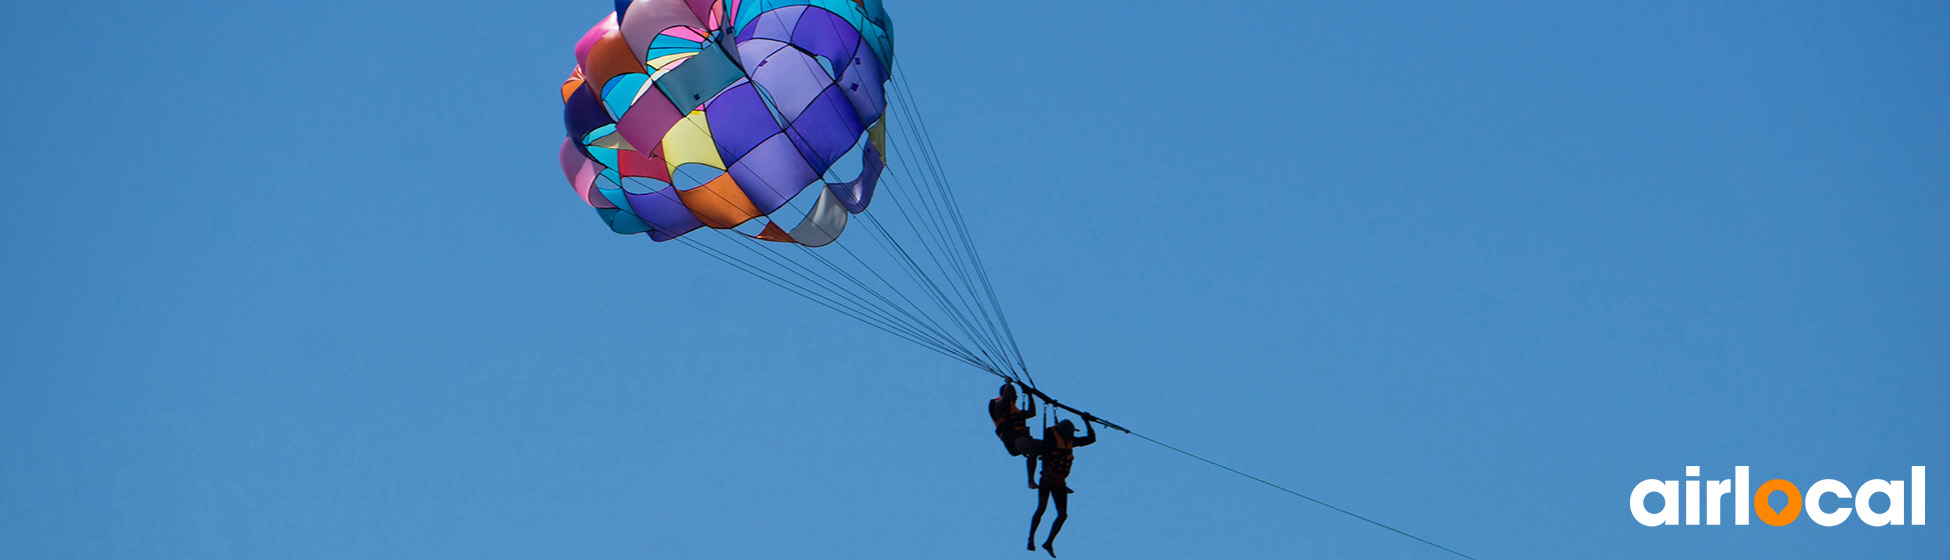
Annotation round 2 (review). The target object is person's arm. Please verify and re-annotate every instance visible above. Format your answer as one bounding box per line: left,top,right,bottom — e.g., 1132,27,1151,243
1017,384,1037,420
1076,418,1098,447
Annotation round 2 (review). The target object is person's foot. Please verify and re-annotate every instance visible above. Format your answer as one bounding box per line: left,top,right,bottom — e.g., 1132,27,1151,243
1027,537,1037,552
1042,541,1057,557
1064,486,1074,494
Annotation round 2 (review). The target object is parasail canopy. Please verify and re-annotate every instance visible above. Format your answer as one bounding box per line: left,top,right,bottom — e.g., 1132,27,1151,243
559,0,894,248
554,0,1032,384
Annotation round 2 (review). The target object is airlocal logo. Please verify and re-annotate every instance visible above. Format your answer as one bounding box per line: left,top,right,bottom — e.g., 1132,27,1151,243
1631,466,1925,527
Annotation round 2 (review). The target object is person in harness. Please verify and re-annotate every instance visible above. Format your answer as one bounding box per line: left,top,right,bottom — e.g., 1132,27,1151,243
988,381,1041,489
1028,416,1096,557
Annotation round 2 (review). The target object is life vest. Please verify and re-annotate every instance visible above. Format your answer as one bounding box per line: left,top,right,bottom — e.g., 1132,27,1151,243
1040,428,1077,480
990,397,1030,440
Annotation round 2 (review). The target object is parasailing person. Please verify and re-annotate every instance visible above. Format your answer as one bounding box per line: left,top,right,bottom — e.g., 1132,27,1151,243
1028,416,1095,557
989,381,1042,489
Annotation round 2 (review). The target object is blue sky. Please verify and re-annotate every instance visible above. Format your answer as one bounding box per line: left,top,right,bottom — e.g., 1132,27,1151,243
2,1,1945,558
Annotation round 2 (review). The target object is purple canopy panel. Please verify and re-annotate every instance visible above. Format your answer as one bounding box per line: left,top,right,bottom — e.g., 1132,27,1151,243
785,86,866,175
735,38,791,73
748,46,832,123
789,7,862,73
626,188,705,239
735,5,806,45
827,142,883,214
727,133,821,215
838,45,888,126
703,81,781,164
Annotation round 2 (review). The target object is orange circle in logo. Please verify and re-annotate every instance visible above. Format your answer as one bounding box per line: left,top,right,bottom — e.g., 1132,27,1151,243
1754,479,1803,527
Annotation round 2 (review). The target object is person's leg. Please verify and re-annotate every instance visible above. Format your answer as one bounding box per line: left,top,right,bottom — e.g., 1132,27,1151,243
1028,484,1051,551
1015,436,1041,488
1042,484,1069,557
1025,455,1038,488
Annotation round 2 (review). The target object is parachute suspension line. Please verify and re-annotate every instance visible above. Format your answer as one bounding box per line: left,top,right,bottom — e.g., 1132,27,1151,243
905,102,1028,382
780,12,1026,383
884,62,1032,386
720,226,976,363
643,116,1009,378
875,121,1025,385
687,212,960,356
867,111,1008,367
679,229,963,362
682,237,1006,378
839,108,1025,382
654,16,1032,385
786,9,1025,383
673,236,999,374
672,191,1025,382
879,124,1011,375
614,173,936,348
796,241,967,355
872,153,1015,379
850,207,1022,382
795,151,1022,380
795,235,1015,381
1117,430,1482,560
674,199,990,368
884,64,1018,356
856,169,1018,379
665,173,1026,381
849,205,1012,376
629,33,1033,386
676,172,995,377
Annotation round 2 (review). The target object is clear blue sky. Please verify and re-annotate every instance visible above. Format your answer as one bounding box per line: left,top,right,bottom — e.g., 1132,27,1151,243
3,1,1945,558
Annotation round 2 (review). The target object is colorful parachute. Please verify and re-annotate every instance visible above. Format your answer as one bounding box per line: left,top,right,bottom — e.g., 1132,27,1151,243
552,1,1032,383
559,0,894,247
